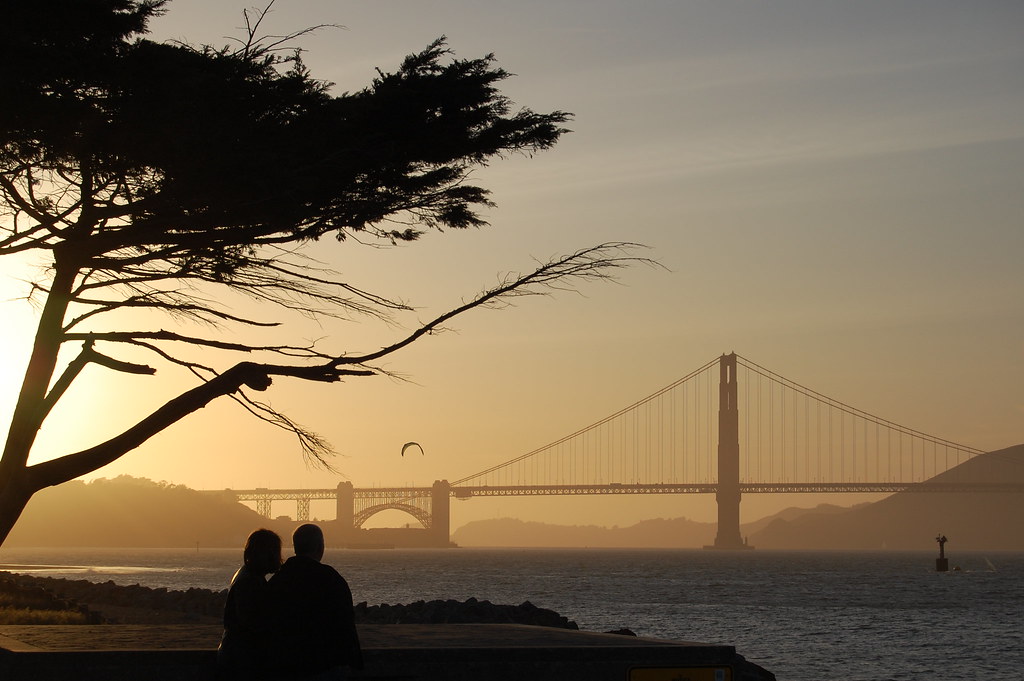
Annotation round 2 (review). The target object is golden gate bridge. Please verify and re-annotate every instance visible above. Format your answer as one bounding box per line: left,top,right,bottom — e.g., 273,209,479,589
222,353,1017,547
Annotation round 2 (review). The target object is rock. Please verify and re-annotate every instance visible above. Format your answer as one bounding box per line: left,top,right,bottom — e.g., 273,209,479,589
0,573,104,623
352,598,579,629
2,572,581,630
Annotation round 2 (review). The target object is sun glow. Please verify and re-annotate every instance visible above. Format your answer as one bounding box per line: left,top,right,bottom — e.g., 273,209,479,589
0,295,37,435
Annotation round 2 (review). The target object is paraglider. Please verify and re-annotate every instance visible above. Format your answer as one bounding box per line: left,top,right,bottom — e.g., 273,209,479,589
401,442,425,457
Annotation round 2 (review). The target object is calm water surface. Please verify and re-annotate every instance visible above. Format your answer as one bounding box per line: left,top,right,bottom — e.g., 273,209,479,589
1,547,1020,681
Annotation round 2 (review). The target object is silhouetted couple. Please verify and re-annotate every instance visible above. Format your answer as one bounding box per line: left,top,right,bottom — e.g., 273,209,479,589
218,524,363,680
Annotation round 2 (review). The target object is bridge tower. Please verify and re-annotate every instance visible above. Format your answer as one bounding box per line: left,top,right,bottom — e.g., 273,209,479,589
711,352,746,549
432,480,451,546
336,481,354,542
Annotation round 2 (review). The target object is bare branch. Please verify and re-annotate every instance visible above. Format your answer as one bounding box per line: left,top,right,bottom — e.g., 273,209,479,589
67,246,412,327
88,351,156,375
228,390,337,470
25,360,374,488
127,340,220,378
337,242,656,366
63,297,281,331
230,0,339,60
64,330,336,359
38,345,93,426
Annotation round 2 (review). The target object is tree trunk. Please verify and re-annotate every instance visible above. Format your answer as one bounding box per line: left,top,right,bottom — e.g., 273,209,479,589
0,254,79,546
0,473,34,547
1,256,78,477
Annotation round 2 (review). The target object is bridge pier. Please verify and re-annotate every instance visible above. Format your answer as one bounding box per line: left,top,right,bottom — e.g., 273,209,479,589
709,353,748,550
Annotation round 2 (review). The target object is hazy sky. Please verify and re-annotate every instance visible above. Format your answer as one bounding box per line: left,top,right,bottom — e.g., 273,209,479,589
3,0,1022,529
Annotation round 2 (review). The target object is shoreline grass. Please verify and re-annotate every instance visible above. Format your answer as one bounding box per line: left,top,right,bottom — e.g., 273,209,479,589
0,573,103,624
0,606,92,625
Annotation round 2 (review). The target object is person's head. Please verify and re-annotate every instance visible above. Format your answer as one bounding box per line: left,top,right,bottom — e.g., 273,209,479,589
243,528,282,575
292,523,325,561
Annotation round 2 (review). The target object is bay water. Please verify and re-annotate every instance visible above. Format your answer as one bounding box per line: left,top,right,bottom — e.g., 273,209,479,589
1,546,1020,681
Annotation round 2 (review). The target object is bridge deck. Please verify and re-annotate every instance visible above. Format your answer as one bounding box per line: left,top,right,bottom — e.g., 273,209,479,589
224,481,1023,500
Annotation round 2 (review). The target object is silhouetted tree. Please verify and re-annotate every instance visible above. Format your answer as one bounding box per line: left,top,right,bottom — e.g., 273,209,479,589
0,1,646,545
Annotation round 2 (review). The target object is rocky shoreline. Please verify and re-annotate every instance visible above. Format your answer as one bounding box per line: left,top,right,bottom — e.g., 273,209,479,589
0,571,620,632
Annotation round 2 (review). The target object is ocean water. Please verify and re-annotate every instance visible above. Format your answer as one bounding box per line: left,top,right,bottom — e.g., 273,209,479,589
1,546,1021,681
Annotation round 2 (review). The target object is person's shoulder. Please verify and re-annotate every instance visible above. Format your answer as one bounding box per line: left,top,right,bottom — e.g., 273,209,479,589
318,560,342,575
228,566,245,585
270,556,334,580
270,555,346,582
300,560,348,589
306,560,343,582
267,556,302,585
230,565,267,593
232,565,262,583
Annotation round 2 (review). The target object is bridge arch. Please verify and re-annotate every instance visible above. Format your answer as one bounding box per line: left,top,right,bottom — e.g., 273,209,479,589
353,503,431,529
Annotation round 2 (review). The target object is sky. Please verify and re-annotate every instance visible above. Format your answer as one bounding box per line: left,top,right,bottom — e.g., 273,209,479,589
2,0,1022,530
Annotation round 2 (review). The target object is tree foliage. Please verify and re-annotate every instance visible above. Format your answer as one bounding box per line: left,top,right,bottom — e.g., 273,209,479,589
0,0,648,545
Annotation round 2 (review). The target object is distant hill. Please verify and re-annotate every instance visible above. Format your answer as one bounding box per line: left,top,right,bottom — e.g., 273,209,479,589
450,504,861,548
4,476,279,548
740,502,867,536
749,444,1024,550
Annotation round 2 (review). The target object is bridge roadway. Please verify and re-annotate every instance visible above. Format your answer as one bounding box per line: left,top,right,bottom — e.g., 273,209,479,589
216,480,1022,546
227,480,1023,503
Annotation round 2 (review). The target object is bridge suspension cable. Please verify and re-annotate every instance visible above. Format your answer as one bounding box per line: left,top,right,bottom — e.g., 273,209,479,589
454,356,720,489
452,357,720,487
735,355,982,454
451,353,986,491
734,354,983,486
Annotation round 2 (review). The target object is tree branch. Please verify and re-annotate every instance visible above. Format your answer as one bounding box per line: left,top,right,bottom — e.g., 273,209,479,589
38,341,155,433
64,330,334,358
337,242,654,366
228,389,337,469
63,296,281,331
22,244,648,488
25,360,372,489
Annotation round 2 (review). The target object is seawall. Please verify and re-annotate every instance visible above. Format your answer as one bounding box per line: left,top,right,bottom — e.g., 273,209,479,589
0,624,775,681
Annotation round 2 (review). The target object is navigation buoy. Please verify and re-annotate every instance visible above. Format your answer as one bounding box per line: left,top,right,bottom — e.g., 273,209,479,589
935,534,949,572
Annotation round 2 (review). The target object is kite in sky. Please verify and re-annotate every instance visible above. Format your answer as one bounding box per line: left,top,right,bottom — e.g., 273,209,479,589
401,442,425,457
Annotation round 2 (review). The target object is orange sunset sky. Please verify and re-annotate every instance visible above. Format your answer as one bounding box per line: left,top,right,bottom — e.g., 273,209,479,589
1,0,1021,530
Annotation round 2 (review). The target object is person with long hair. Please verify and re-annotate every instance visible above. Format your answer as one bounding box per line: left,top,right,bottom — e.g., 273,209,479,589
218,528,283,679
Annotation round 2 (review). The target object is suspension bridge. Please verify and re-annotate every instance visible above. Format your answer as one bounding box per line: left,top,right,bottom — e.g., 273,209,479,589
224,353,1014,548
